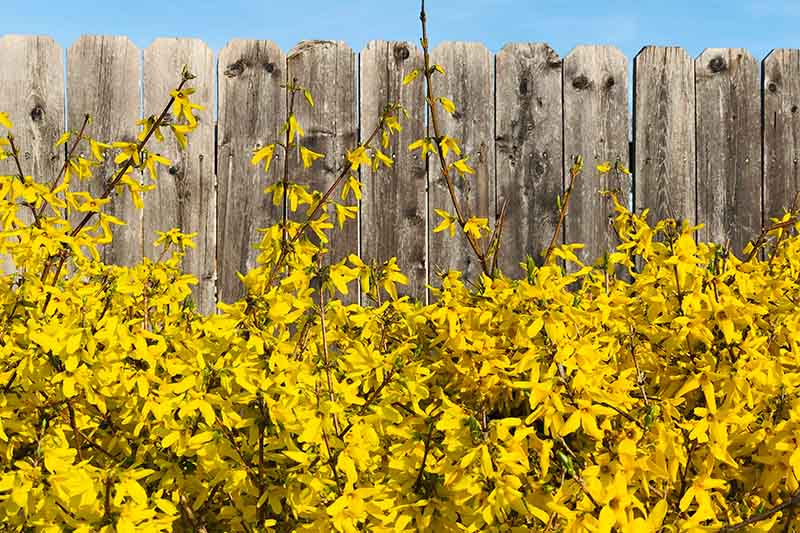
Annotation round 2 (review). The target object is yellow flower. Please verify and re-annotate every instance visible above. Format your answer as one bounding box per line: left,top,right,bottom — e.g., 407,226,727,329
136,115,165,142
437,96,456,115
433,209,457,238
463,216,489,241
251,143,276,173
402,69,420,85
346,146,371,171
340,175,362,202
408,137,436,158
596,161,612,173
0,112,12,129
439,135,461,158
300,146,324,169
451,157,475,176
169,87,204,126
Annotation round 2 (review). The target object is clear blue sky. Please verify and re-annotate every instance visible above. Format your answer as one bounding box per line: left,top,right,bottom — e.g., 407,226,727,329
2,0,797,63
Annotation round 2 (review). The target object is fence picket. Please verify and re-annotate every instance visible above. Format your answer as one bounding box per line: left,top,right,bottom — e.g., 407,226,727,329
764,49,800,236
428,42,494,284
217,40,286,307
0,36,64,275
143,38,216,315
695,48,761,258
563,45,630,268
634,46,696,226
67,35,140,267
360,40,427,302
495,43,563,274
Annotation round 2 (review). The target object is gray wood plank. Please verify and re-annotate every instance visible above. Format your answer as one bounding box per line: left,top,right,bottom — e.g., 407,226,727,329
143,38,215,315
429,42,495,286
67,35,140,268
0,35,65,275
495,43,563,275
287,40,358,302
217,39,286,306
563,45,630,268
359,40,426,302
764,49,800,239
634,46,696,227
696,48,761,258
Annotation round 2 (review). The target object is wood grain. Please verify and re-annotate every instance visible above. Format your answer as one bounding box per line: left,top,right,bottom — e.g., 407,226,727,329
217,40,286,307
359,41,427,303
0,35,65,274
429,42,494,287
495,43,563,274
143,38,215,314
695,48,760,257
67,35,140,267
763,49,800,239
563,45,630,268
634,46,696,227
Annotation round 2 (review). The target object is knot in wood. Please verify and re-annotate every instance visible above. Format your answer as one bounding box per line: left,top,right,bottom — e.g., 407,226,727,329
393,44,410,61
224,59,246,78
519,77,529,96
709,56,726,73
572,75,590,90
30,106,44,121
604,76,615,89
768,82,778,93
263,62,275,73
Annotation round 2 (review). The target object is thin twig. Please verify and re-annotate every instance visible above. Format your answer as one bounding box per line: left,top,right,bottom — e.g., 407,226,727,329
718,490,800,532
544,156,582,265
41,76,191,315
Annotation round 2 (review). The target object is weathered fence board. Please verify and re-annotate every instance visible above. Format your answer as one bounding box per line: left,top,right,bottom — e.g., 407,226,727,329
563,45,630,267
763,49,800,231
429,42,494,285
7,34,800,309
287,40,358,303
360,40,427,302
143,38,216,315
217,39,286,306
634,46,696,225
0,36,64,274
495,43,563,275
695,48,761,258
67,35,140,267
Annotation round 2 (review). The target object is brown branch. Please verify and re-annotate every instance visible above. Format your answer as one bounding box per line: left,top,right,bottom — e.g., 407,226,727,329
489,197,509,278
413,418,436,492
318,255,341,436
5,135,38,221
263,114,386,289
543,155,582,265
41,75,191,315
419,0,490,276
718,490,800,532
35,113,92,222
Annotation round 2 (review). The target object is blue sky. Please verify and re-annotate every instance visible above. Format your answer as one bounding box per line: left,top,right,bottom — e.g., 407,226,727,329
2,0,798,64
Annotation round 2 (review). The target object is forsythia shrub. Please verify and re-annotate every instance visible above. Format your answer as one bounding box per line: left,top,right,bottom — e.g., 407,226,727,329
2,4,800,532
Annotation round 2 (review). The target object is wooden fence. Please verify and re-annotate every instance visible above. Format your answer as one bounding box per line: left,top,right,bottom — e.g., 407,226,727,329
1,35,799,314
